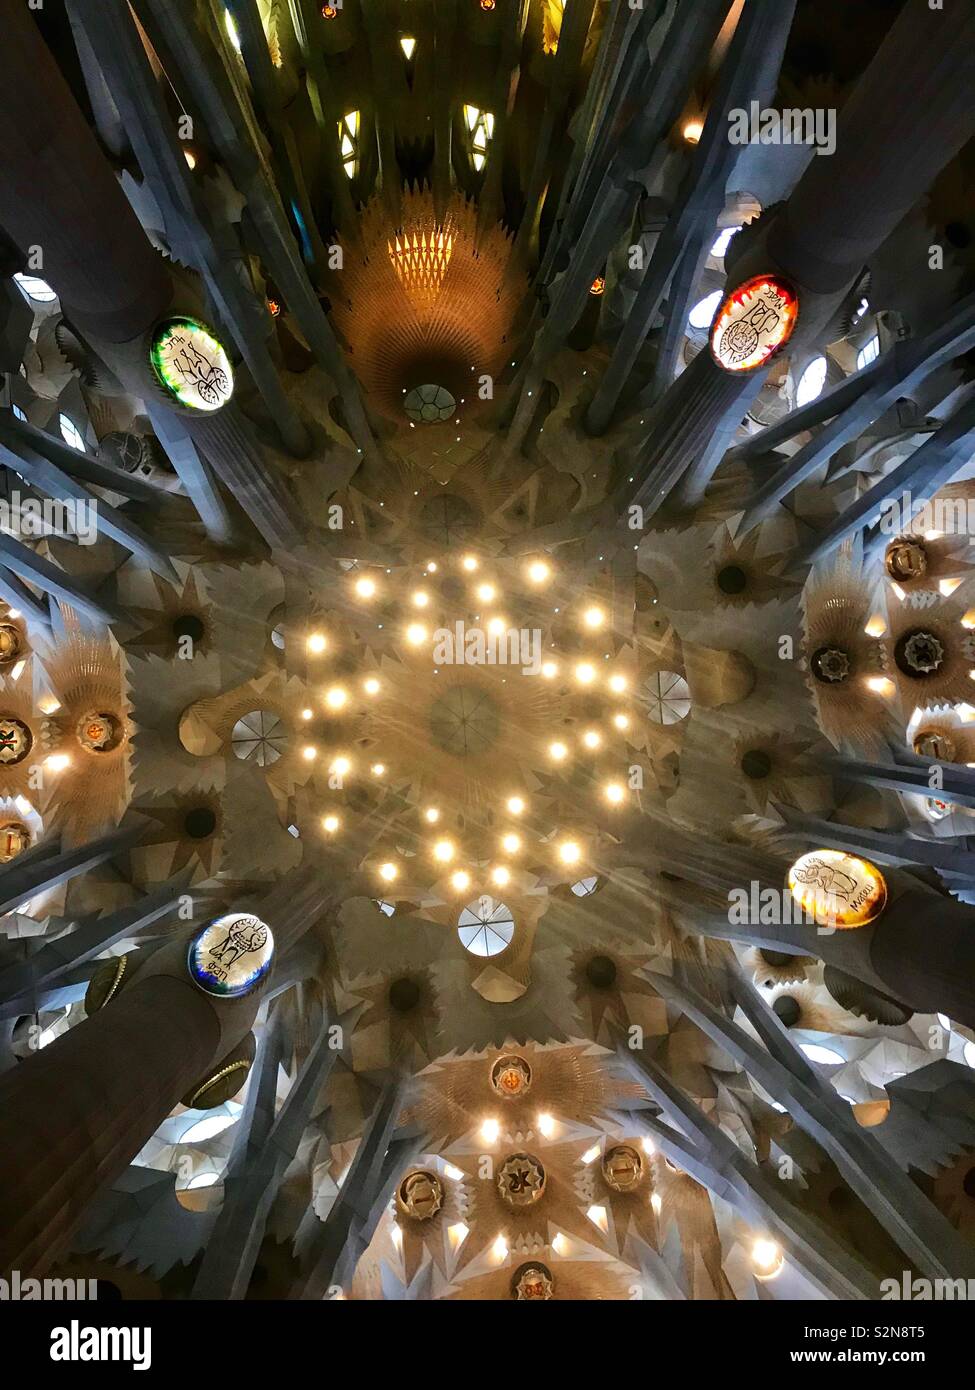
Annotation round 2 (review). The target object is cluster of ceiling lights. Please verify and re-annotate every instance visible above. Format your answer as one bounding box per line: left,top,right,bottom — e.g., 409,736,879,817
298,552,637,894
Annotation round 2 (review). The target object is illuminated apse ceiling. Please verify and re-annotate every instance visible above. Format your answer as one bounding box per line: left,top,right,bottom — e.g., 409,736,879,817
1,0,975,1311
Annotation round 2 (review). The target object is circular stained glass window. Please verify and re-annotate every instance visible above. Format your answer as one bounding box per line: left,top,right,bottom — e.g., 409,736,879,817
187,913,273,998
404,384,455,423
645,671,691,725
232,711,287,766
457,895,514,957
710,274,799,373
150,316,234,412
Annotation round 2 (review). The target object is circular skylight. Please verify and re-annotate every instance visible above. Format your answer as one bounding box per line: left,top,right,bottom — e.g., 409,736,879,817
795,355,827,407
688,290,723,330
457,896,514,957
232,711,287,766
404,384,455,423
14,272,57,304
645,671,691,725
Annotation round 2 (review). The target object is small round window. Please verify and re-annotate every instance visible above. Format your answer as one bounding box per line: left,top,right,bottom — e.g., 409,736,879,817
231,711,287,766
457,896,514,957
645,671,691,725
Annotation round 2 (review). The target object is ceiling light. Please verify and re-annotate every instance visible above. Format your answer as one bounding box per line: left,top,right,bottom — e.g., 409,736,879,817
450,869,471,892
424,807,440,823
582,730,601,750
751,1238,784,1279
406,623,428,645
549,741,568,761
400,35,416,60
613,713,629,730
301,708,313,721
476,582,496,603
551,1232,568,1255
444,1164,464,1181
331,756,351,776
608,674,627,693
683,118,704,144
604,783,625,804
363,677,381,695
651,1193,662,1214
301,746,317,761
640,1136,655,1155
528,561,550,583
46,754,70,772
307,633,327,654
581,1144,601,1165
462,554,479,571
447,1221,469,1248
506,796,525,815
378,861,398,882
537,1112,555,1138
491,865,510,887
412,590,429,608
487,616,506,635
355,576,376,598
491,1233,508,1261
559,841,581,864
322,815,340,833
480,1118,500,1143
324,686,347,710
541,661,558,679
426,562,438,573
574,662,595,685
501,832,521,854
183,149,197,170
583,606,605,629
370,763,385,777
433,839,455,862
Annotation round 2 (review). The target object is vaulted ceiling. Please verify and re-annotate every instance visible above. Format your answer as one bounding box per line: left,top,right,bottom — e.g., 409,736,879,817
1,0,975,1306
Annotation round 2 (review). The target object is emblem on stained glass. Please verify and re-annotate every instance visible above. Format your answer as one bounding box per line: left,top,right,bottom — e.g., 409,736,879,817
150,316,234,412
0,820,30,862
512,1262,554,1300
601,1143,645,1192
187,912,274,997
710,274,798,373
396,1170,445,1221
497,1152,546,1208
787,848,887,929
491,1054,532,1098
0,716,32,765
